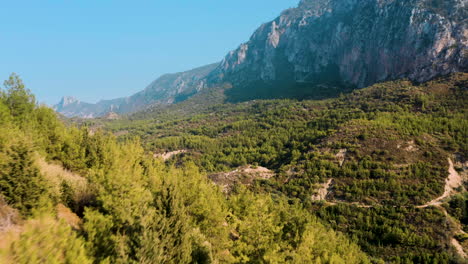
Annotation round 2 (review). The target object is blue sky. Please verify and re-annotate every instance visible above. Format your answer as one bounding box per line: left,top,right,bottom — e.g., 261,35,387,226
0,0,299,105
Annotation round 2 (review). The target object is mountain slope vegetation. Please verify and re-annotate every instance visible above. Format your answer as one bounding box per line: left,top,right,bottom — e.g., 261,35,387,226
100,73,468,262
0,73,370,263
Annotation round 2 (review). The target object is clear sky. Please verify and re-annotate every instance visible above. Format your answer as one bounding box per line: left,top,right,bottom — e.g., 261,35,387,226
0,0,299,105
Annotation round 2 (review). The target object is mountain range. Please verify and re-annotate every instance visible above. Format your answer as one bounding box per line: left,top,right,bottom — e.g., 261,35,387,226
55,0,467,118
54,63,218,118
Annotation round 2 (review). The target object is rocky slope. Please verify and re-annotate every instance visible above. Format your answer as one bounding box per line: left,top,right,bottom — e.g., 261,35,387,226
212,0,467,94
56,0,467,117
55,63,217,118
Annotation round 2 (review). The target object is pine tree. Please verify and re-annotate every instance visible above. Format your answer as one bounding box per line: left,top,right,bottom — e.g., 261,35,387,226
3,73,35,122
0,141,48,216
138,181,192,264
7,217,93,264
0,99,12,124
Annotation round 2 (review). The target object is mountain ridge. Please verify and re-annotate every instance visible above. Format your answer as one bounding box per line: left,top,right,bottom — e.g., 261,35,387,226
55,63,218,118
56,0,467,118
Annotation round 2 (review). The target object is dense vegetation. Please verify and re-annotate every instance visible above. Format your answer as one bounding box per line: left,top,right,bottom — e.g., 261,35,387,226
0,74,370,263
0,73,466,263
100,73,468,263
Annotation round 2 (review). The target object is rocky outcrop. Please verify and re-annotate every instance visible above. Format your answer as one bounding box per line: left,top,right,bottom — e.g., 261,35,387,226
213,0,467,89
54,95,126,119
209,165,275,193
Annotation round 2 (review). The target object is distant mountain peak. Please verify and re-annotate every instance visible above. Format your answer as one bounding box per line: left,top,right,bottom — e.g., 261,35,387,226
57,96,79,107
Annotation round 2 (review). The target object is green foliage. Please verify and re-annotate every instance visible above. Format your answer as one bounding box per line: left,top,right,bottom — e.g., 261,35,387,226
317,204,451,262
100,73,468,261
32,106,67,158
228,189,369,263
0,99,12,124
1,73,466,263
7,217,92,264
79,138,193,263
0,140,48,216
60,180,76,210
2,73,35,122
139,182,192,264
445,192,468,232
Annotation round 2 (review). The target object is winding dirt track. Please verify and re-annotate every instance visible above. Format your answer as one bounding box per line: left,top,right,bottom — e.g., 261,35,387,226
417,158,463,208
452,238,467,259
321,159,463,208
318,158,467,258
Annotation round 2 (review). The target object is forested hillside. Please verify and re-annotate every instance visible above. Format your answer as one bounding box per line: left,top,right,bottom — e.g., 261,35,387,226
99,73,468,263
0,73,370,263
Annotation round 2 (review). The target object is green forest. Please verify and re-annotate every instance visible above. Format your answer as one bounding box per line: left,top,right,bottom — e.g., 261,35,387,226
0,73,467,263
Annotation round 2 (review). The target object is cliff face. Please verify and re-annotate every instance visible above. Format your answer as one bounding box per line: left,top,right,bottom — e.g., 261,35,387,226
214,0,467,89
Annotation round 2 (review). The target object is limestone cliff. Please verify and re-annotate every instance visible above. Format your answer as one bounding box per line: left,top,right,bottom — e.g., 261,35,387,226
214,0,467,89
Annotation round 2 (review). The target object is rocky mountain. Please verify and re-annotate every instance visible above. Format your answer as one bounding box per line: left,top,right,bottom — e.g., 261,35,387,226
211,0,467,100
54,96,104,118
56,0,467,117
55,63,218,118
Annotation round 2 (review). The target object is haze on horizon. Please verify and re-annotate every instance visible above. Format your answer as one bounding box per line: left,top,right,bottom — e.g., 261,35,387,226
0,0,299,105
